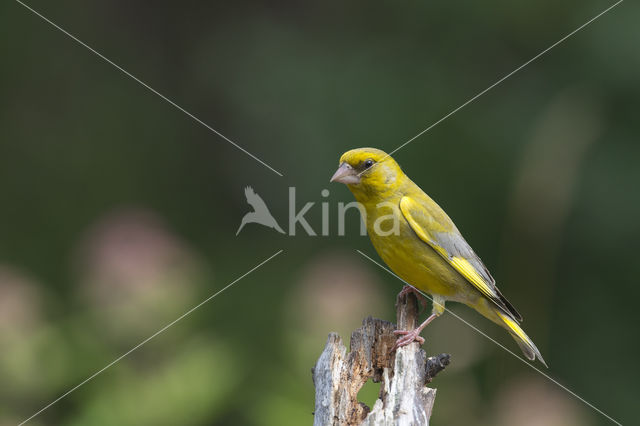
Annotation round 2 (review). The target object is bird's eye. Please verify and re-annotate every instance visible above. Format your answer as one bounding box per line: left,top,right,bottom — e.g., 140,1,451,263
363,159,374,169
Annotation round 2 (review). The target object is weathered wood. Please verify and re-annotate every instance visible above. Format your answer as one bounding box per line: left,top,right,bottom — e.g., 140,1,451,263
312,292,450,426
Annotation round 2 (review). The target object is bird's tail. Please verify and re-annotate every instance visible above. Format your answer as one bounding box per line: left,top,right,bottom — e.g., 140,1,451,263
495,310,547,367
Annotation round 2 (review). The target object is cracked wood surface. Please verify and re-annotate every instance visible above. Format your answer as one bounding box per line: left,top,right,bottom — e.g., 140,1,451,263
312,292,450,426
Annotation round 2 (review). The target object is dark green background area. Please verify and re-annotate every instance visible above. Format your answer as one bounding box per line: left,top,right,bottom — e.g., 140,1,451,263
1,1,638,425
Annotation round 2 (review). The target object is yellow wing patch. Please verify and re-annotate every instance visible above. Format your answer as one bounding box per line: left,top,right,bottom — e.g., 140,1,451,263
399,206,447,256
449,256,497,301
399,196,498,303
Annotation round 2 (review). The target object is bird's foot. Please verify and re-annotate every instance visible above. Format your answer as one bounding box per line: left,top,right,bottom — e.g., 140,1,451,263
392,328,425,351
396,285,428,313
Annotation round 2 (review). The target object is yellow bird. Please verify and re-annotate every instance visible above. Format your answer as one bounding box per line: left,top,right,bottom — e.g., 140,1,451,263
330,147,546,366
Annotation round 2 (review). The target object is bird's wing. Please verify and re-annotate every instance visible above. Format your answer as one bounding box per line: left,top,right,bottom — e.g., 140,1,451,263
245,186,269,211
399,196,522,321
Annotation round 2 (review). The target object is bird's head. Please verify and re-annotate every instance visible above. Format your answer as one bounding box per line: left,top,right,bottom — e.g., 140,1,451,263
330,148,404,199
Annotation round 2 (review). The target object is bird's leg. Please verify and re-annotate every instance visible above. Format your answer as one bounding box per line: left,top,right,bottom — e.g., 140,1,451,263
392,314,435,350
396,285,428,312
392,295,445,351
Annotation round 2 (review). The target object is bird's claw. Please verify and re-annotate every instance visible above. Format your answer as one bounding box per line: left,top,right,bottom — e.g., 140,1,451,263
396,285,428,313
392,328,425,351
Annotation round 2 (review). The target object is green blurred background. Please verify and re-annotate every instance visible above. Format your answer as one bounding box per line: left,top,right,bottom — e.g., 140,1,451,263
1,0,638,425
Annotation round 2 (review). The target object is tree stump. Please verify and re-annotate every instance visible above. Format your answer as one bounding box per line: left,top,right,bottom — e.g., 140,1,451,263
312,291,450,426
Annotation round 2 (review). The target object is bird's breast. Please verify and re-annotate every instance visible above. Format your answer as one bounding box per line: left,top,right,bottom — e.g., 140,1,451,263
364,202,464,299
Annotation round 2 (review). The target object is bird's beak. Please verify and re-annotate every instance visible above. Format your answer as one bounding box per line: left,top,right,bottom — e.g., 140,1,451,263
330,162,360,184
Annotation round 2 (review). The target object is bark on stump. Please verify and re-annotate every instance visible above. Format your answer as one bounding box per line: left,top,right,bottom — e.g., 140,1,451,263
312,292,450,426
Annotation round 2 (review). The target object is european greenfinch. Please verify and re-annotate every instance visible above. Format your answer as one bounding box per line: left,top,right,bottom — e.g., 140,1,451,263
331,147,546,366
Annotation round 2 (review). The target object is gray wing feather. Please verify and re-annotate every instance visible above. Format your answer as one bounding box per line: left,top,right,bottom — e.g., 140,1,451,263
433,228,522,321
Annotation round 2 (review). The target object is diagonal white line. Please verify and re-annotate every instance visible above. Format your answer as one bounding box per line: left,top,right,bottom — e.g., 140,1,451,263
18,249,284,426
356,249,622,426
372,0,623,168
14,0,284,177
